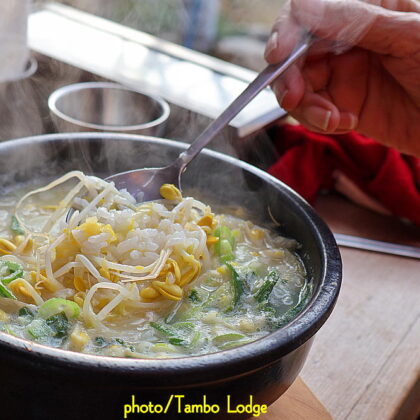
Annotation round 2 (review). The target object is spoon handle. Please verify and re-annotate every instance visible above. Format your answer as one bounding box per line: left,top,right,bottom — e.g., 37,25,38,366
175,36,313,172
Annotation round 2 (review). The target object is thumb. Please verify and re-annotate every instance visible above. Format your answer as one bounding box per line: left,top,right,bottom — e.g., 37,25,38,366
291,0,420,56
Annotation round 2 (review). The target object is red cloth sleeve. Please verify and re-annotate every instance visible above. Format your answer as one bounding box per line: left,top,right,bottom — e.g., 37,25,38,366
268,124,420,225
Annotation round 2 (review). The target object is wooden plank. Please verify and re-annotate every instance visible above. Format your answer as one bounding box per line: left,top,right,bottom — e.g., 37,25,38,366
298,195,420,420
302,249,420,420
257,378,332,420
347,316,420,420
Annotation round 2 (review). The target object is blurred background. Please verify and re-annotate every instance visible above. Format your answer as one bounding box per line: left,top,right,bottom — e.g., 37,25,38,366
0,0,286,166
59,0,281,70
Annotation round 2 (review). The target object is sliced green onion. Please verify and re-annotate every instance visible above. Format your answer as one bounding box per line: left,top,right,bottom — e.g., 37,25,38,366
254,271,280,302
26,319,54,339
94,336,108,348
0,261,24,284
204,282,232,311
172,305,201,322
10,215,24,236
46,313,69,338
226,263,243,311
219,240,234,263
275,282,313,328
190,331,201,347
115,338,135,352
18,307,35,319
150,321,194,347
172,322,194,331
150,322,174,336
213,333,246,346
188,289,201,303
151,343,178,353
218,339,253,351
38,298,80,320
0,283,16,300
214,226,236,263
168,337,185,346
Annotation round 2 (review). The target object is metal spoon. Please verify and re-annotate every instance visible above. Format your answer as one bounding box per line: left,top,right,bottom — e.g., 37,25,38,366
107,38,311,202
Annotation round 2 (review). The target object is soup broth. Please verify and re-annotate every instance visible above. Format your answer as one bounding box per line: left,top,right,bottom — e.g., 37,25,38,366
0,172,311,358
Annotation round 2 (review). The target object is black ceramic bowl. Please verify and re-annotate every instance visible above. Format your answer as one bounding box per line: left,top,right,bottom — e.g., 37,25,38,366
0,133,341,420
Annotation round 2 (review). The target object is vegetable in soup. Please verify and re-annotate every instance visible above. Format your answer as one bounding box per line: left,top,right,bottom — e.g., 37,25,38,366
0,172,311,358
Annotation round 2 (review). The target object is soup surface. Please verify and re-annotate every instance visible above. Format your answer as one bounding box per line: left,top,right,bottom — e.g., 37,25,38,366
0,172,311,358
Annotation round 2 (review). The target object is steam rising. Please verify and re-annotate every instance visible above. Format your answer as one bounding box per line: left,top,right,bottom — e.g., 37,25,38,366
1,0,276,188
0,53,88,142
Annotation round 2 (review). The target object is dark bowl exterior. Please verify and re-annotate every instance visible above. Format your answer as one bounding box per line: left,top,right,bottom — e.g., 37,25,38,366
0,133,341,420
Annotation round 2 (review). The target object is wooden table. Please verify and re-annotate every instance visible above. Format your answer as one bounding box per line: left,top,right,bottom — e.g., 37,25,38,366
299,194,420,420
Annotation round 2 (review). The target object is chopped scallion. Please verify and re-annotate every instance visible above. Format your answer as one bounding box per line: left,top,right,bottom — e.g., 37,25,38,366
254,271,280,302
188,289,201,303
214,226,236,263
10,215,24,236
0,261,24,285
0,283,16,300
226,263,243,311
38,298,80,320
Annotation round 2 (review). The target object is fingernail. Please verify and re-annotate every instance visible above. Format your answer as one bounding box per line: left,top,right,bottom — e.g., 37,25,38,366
264,31,278,59
348,113,358,130
303,107,332,131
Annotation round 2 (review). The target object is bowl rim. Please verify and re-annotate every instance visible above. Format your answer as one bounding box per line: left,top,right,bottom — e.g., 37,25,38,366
0,132,342,384
48,82,170,131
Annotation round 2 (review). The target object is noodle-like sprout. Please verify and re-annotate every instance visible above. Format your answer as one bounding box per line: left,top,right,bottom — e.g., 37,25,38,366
8,172,212,332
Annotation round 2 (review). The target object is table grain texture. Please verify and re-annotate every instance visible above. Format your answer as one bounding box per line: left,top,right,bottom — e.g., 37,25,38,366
299,194,420,420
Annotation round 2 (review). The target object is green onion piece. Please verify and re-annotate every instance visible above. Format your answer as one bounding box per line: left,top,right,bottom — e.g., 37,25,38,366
0,261,24,284
172,305,201,322
19,307,35,319
164,300,185,324
244,272,257,292
190,331,201,347
275,282,313,328
150,322,174,336
258,302,276,317
172,322,195,331
0,324,15,335
226,263,243,310
0,283,16,300
27,319,54,339
94,336,108,348
219,240,234,263
188,289,201,303
0,261,20,300
151,343,177,353
10,216,24,236
115,338,135,352
46,313,69,338
218,339,253,351
254,271,280,302
38,298,80,320
214,226,236,262
204,282,232,311
168,337,185,346
151,321,194,335
150,322,194,347
213,333,246,347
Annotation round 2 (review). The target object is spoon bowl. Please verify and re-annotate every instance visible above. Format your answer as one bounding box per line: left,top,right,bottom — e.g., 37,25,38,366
105,163,182,202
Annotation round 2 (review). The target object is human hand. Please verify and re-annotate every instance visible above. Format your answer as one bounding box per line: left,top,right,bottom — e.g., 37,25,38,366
265,0,420,157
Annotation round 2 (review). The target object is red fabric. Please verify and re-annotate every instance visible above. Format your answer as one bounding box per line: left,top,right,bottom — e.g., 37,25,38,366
268,124,420,225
